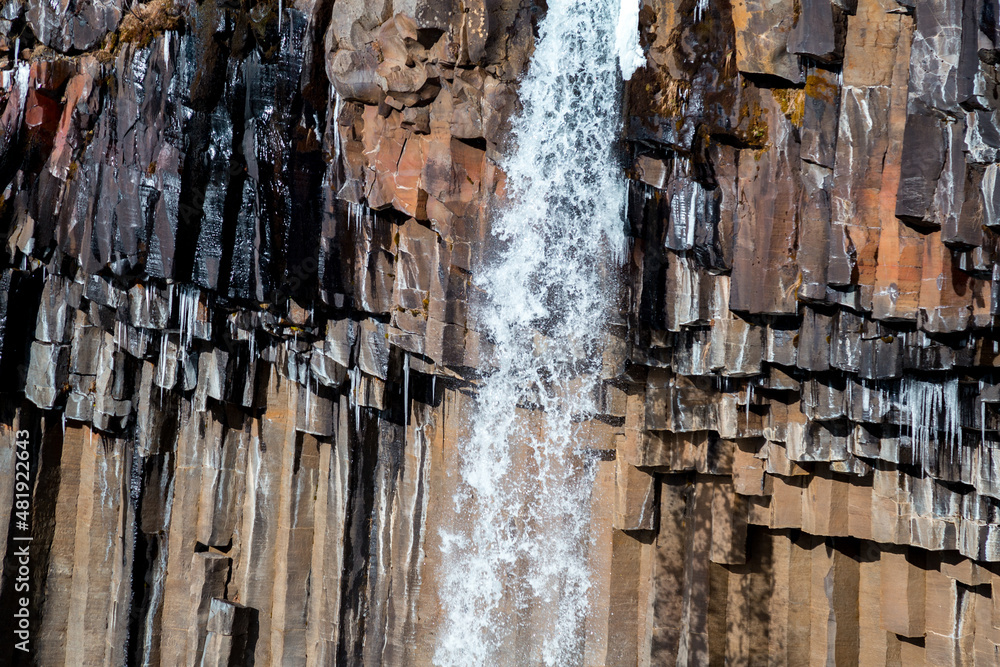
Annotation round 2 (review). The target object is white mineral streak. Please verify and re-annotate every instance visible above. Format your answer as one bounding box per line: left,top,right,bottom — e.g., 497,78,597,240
694,0,710,22
331,91,343,169
10,59,30,121
177,284,199,350
435,0,627,663
901,376,962,465
616,0,645,79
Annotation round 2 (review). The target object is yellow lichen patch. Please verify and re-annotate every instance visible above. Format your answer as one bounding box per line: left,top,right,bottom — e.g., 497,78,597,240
737,85,769,149
805,74,838,105
748,122,768,148
658,78,692,118
112,0,183,51
772,88,805,127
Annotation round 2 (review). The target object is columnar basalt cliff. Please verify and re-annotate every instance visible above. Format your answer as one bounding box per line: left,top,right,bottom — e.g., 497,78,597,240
3,0,1000,664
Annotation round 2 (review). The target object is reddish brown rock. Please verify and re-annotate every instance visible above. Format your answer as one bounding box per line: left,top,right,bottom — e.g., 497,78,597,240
6,0,1000,665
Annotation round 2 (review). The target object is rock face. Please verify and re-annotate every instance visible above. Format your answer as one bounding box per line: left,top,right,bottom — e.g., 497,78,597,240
2,0,1000,664
622,0,1000,662
26,0,125,52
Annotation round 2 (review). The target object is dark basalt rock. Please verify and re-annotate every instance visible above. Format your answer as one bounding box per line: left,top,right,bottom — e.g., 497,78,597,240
7,0,1000,664
788,0,848,64
26,0,123,52
895,112,947,227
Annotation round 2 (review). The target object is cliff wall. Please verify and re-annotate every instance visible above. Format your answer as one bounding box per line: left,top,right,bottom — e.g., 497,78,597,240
0,0,999,664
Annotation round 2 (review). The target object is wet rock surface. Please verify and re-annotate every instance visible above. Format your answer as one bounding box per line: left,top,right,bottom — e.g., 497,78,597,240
3,0,1000,664
622,0,1000,662
26,0,124,52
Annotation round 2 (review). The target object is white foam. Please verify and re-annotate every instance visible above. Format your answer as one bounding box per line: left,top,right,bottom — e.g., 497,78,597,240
435,0,627,662
615,0,646,80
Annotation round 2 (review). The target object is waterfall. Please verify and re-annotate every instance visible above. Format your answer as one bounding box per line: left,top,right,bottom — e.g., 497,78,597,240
616,0,646,79
435,0,628,664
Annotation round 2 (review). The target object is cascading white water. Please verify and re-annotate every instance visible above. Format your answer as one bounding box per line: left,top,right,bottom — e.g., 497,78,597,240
435,0,629,664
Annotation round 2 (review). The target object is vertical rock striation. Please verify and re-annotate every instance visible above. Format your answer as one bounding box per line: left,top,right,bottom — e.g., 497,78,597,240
4,0,1000,665
620,0,1000,663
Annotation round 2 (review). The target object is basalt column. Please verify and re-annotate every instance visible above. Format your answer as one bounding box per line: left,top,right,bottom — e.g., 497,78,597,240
4,0,1000,665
